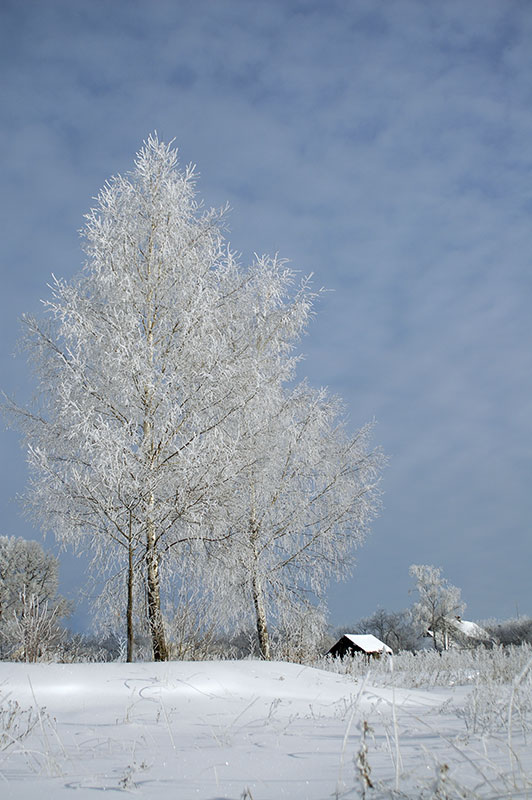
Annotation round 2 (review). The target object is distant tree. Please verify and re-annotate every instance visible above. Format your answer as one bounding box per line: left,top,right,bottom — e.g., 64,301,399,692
0,536,69,661
4,136,317,661
353,607,419,652
483,616,532,647
409,564,465,651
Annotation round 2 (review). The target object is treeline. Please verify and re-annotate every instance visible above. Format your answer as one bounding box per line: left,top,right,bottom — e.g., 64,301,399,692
1,536,529,663
333,607,532,654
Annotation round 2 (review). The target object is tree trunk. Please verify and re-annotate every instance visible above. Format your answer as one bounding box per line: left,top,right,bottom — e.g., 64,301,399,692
252,573,271,660
141,353,168,661
142,273,169,661
146,515,168,661
249,506,270,660
126,512,134,662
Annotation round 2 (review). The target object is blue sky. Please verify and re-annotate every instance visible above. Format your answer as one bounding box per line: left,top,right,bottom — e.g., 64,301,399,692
1,0,531,632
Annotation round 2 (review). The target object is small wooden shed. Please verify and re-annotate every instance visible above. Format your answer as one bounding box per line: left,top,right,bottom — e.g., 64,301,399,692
327,633,393,660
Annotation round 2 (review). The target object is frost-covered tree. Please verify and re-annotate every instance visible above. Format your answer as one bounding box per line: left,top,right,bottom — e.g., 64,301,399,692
273,601,329,664
4,136,315,661
215,382,383,659
483,616,532,647
351,607,419,652
0,536,69,661
409,564,465,651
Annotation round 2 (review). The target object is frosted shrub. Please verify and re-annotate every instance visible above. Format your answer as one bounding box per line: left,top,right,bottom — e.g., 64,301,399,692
320,644,532,689
320,649,465,688
271,603,329,664
458,679,514,734
458,657,532,735
0,695,40,752
0,536,69,661
163,581,221,661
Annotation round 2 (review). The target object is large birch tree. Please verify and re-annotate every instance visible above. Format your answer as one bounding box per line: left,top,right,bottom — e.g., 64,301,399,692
6,136,314,660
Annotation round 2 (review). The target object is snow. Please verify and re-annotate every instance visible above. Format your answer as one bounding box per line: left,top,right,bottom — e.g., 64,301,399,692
0,659,530,799
452,618,490,640
343,634,393,654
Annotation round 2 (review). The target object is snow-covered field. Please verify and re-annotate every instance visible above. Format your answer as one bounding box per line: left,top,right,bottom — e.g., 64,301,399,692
1,656,531,799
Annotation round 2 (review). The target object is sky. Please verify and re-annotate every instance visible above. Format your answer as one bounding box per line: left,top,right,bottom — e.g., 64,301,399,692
1,0,531,634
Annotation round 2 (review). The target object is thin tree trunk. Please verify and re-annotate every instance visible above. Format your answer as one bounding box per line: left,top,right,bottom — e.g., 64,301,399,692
141,359,168,661
126,510,134,663
146,512,168,661
249,503,270,660
252,573,271,660
142,254,169,661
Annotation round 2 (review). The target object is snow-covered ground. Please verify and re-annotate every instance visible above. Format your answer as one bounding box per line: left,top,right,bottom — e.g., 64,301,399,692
1,658,531,799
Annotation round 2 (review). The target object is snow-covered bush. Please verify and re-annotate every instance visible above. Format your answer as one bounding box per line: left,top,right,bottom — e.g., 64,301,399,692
0,693,41,752
320,643,532,689
270,602,329,663
0,536,69,661
0,589,66,663
457,653,532,735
